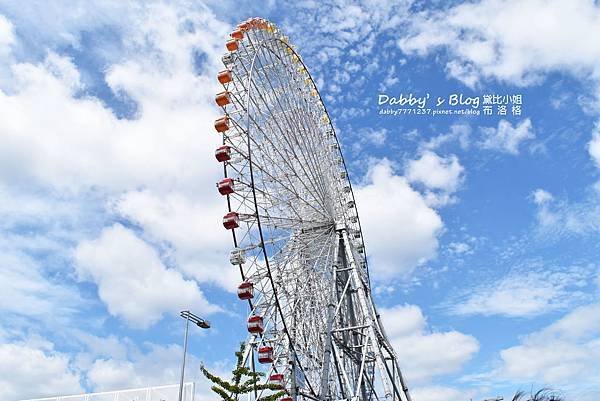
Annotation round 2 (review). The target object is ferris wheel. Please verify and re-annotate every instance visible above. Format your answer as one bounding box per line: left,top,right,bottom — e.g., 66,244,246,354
213,17,412,401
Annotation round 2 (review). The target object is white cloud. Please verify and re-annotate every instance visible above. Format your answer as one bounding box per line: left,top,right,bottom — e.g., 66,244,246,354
350,127,388,154
449,264,593,317
355,159,443,278
0,3,232,325
530,188,600,238
478,119,534,154
422,123,471,151
399,0,600,87
8,331,226,401
381,304,426,337
405,150,465,207
280,0,412,97
73,224,220,328
363,127,387,146
500,340,599,384
531,188,560,228
541,303,600,340
113,190,239,292
448,241,471,255
0,248,82,322
0,14,15,87
0,53,222,193
589,121,600,168
0,14,14,57
531,188,553,205
87,359,138,391
86,342,183,391
411,385,476,401
0,342,82,401
493,302,600,399
380,304,479,383
73,332,129,362
406,151,464,193
378,65,399,91
0,2,133,54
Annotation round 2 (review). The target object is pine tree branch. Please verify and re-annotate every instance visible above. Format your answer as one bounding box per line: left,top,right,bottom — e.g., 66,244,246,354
257,390,287,401
211,386,234,401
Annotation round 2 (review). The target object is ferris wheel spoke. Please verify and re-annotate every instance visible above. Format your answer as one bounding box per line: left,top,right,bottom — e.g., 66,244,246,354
227,149,331,221
250,49,332,207
232,110,331,216
229,94,322,216
255,45,334,201
266,227,335,272
232,48,332,211
227,38,338,214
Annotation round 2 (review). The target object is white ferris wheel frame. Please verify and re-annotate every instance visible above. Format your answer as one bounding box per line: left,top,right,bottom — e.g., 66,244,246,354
213,17,412,401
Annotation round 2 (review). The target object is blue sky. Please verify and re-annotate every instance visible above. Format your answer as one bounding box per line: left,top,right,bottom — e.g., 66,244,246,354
1,1,599,401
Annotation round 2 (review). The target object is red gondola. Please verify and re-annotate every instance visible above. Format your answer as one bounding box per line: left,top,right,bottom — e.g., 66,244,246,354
223,212,239,230
247,315,263,333
217,178,235,195
269,374,284,389
215,145,231,162
257,346,273,363
237,281,254,300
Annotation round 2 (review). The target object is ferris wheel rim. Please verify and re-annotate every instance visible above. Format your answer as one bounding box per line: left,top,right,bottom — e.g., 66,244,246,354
215,18,398,398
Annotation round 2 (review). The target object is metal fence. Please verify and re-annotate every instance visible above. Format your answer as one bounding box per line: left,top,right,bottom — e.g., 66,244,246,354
20,383,195,401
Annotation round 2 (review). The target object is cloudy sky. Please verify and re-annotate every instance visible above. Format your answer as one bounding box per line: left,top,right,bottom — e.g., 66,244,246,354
1,1,599,401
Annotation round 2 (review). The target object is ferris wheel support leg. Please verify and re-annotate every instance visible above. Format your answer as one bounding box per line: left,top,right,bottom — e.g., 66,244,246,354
248,352,258,401
319,234,341,401
368,289,412,401
331,342,352,400
382,351,412,401
336,234,368,401
354,332,370,397
341,230,395,401
291,347,298,401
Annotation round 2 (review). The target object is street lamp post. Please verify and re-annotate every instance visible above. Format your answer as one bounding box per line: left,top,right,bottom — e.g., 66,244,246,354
178,310,211,401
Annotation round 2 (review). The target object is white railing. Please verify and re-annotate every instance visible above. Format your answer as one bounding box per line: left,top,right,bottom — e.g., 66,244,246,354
20,382,195,401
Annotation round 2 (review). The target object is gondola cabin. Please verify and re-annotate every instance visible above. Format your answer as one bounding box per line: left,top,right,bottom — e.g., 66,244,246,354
230,248,246,265
215,145,231,162
223,212,239,230
247,315,264,334
215,91,230,107
226,39,238,52
269,374,285,389
237,281,254,300
217,69,232,84
214,116,229,133
217,178,235,195
258,346,273,363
